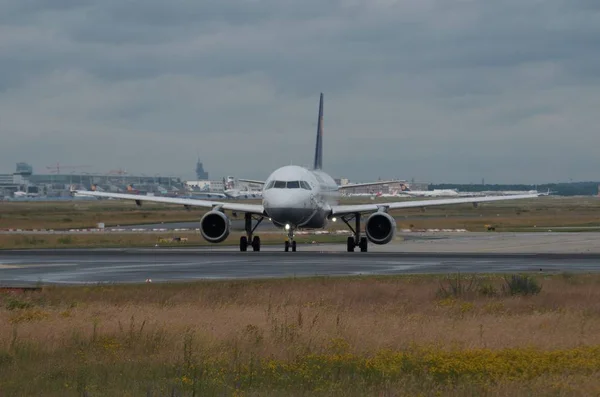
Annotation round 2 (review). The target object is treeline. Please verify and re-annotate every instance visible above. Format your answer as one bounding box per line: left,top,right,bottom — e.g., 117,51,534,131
429,182,600,196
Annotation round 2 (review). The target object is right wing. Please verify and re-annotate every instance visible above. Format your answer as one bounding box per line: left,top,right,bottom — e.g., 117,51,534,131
74,190,265,215
338,181,398,190
331,192,543,216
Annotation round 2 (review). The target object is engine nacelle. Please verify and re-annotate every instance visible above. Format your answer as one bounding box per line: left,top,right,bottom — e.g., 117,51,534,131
200,211,231,243
365,212,396,245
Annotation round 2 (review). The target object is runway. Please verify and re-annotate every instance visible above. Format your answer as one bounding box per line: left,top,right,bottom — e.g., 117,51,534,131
2,246,600,286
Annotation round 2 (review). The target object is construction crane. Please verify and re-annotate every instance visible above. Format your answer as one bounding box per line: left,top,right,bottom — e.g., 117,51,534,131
46,163,91,174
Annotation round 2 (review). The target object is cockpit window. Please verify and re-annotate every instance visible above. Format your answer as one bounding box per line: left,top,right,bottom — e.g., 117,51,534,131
300,181,312,190
267,180,312,189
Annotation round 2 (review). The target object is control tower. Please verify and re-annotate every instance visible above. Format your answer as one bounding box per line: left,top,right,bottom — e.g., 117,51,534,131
15,162,33,177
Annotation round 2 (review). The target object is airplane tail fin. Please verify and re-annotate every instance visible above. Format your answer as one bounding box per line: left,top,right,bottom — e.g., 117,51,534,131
313,93,324,170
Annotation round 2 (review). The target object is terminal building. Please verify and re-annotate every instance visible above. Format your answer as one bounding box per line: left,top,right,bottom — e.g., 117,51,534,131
1,162,183,199
1,159,427,200
340,180,408,195
0,162,34,197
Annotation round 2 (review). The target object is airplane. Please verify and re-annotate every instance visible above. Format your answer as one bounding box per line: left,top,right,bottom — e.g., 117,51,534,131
185,188,262,200
13,191,39,198
74,93,543,252
223,189,262,199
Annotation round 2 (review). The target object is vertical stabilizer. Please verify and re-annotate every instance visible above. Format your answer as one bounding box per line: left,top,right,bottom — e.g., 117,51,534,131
313,93,324,170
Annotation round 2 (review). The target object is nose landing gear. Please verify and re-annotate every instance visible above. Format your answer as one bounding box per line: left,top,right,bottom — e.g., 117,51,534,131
284,227,297,252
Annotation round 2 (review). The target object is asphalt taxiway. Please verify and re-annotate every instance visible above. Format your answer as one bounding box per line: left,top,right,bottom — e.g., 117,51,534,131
3,233,600,285
2,233,600,285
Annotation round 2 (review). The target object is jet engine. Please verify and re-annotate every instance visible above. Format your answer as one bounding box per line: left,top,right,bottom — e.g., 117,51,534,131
365,212,396,245
200,211,231,243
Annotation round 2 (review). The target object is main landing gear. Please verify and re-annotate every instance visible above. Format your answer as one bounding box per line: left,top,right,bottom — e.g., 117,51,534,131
284,227,297,252
240,213,264,252
341,213,368,252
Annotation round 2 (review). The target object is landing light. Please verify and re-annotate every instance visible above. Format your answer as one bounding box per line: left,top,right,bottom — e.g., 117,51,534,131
332,217,337,222
285,224,290,230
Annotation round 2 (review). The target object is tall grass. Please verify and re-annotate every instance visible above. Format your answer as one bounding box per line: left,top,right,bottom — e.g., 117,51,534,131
2,274,600,395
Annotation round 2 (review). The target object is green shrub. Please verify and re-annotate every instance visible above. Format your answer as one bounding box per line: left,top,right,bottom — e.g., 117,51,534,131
4,297,34,311
478,283,498,297
502,274,542,296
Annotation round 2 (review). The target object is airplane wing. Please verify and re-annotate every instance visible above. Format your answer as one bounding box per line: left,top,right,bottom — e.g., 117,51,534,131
238,179,265,185
338,181,398,190
73,190,265,215
331,192,542,216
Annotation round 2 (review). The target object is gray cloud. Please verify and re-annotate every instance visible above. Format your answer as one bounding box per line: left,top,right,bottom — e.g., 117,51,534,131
0,0,599,183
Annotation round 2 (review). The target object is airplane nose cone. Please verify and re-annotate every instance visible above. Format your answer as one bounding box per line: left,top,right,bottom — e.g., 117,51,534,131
267,208,315,226
264,190,314,227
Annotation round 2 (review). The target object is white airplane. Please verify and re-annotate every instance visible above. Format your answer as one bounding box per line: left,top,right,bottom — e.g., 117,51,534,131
74,93,543,252
13,191,39,198
224,189,262,199
185,189,262,200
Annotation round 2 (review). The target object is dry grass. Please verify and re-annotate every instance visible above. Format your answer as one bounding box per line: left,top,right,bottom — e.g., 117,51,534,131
389,196,600,231
0,232,346,249
2,196,600,232
0,200,219,230
2,274,600,395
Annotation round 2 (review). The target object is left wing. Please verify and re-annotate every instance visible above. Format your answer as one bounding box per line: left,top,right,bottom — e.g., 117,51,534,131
238,179,265,185
74,190,265,215
331,192,542,216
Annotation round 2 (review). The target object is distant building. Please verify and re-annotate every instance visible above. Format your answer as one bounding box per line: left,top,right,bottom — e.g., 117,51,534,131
0,173,25,194
196,158,209,180
407,182,429,191
209,180,225,192
186,180,211,191
15,162,33,176
186,180,224,193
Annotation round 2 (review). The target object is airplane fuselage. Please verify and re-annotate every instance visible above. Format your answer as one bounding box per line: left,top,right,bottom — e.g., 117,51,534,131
262,165,339,229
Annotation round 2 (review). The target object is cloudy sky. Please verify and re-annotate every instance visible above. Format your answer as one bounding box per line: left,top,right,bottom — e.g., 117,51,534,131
1,0,599,184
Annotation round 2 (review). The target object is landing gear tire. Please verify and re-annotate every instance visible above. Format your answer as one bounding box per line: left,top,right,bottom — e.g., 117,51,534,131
359,237,368,252
284,240,297,252
251,236,261,252
342,214,369,253
241,213,265,253
347,236,355,252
